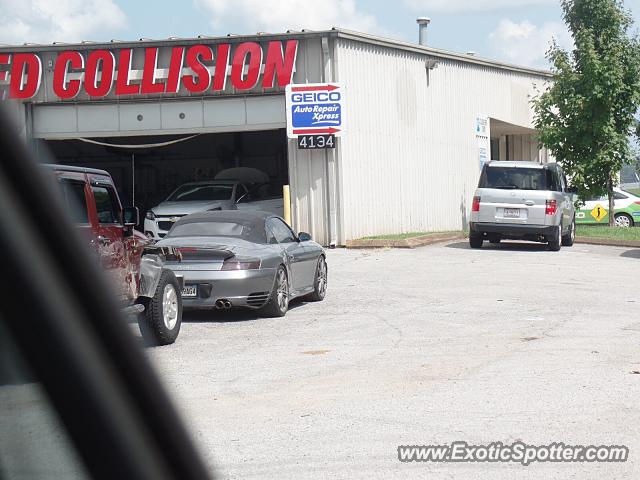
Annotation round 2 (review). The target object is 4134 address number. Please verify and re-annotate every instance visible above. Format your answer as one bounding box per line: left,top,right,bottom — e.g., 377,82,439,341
297,135,336,149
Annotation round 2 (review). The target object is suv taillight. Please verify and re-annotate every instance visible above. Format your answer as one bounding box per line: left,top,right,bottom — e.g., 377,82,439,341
546,200,557,216
472,196,481,212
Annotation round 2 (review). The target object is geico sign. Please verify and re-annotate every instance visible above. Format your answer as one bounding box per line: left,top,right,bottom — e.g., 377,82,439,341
291,92,341,103
0,40,298,100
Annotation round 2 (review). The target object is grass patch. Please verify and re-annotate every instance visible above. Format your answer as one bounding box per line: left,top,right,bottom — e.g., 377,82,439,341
362,231,461,241
576,225,640,241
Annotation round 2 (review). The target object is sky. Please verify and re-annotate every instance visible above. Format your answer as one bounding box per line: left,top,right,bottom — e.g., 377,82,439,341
1,0,640,68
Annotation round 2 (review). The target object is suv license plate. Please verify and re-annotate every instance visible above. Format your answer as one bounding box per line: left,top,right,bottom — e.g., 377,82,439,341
181,285,197,298
504,208,520,218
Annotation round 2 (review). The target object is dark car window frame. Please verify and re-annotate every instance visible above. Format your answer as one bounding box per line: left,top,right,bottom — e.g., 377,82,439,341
167,183,234,202
267,218,297,244
614,192,628,200
60,179,90,225
545,167,562,192
479,166,548,191
91,185,122,225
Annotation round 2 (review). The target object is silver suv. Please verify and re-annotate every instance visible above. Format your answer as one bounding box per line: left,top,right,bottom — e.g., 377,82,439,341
469,161,576,251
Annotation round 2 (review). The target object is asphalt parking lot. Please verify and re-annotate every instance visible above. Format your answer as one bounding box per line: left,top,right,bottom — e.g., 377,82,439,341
148,241,640,480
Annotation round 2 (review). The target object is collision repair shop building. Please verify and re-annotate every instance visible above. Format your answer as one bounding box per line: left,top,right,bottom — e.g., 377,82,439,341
0,28,551,246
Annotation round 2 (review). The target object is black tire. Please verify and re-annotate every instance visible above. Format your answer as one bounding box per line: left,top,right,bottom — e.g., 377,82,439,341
614,213,634,228
562,216,576,247
137,269,182,346
261,266,289,318
306,256,327,302
469,234,483,249
547,224,562,252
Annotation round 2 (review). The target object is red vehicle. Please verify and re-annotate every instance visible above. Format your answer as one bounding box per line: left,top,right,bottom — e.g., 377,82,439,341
46,165,183,345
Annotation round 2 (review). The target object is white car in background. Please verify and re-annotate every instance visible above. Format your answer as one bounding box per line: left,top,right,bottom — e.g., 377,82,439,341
144,168,284,240
575,187,640,228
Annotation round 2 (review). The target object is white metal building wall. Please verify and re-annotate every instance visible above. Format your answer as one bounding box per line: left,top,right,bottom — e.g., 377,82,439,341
334,38,549,243
287,37,332,245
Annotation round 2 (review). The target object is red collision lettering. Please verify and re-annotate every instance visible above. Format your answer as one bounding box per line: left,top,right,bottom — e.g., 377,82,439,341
183,45,212,93
85,50,115,98
0,54,9,100
53,51,84,99
231,42,262,90
212,43,230,91
10,53,41,99
141,47,165,94
116,49,140,96
0,40,298,101
262,40,298,88
0,54,10,83
165,47,184,94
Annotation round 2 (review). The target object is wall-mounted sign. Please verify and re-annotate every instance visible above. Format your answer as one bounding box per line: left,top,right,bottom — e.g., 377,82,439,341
476,115,490,171
0,40,298,100
475,116,488,137
285,83,345,139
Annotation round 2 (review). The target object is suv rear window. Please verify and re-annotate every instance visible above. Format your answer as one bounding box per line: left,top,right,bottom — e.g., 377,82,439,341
479,167,548,191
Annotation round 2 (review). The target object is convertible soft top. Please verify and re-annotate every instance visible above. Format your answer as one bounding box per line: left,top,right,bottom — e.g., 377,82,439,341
176,210,274,225
170,211,276,244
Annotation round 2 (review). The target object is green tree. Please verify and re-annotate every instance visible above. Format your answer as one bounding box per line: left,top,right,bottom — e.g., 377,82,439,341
533,0,640,226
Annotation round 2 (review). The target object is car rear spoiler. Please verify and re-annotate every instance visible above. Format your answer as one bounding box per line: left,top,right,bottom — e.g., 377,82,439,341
172,246,236,262
143,245,183,262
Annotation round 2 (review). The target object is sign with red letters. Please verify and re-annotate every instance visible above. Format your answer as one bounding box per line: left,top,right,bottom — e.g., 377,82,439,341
0,40,298,100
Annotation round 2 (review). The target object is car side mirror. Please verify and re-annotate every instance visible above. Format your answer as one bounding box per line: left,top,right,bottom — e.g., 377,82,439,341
298,232,312,242
123,206,139,226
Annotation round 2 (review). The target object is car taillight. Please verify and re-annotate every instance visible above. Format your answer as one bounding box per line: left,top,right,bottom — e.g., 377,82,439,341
634,201,640,206
472,196,481,212
221,258,261,270
546,199,557,215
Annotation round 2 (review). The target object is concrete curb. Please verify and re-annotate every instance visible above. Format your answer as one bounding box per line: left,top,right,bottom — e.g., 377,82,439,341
346,233,464,249
575,237,640,248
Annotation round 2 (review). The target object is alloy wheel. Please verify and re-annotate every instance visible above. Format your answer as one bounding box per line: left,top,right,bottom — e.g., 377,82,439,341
162,284,179,330
317,259,327,296
276,269,289,312
615,215,631,228
571,219,576,242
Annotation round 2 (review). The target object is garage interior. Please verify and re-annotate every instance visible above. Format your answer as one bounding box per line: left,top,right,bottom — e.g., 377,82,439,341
41,129,289,222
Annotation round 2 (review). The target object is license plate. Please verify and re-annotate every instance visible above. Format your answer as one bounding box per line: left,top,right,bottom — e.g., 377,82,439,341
504,208,520,218
181,285,197,298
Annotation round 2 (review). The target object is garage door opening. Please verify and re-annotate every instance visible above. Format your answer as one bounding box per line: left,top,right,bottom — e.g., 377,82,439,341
42,129,289,232
489,118,549,163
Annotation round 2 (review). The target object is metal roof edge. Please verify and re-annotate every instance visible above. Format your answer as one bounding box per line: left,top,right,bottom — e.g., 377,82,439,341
333,28,553,79
0,30,339,53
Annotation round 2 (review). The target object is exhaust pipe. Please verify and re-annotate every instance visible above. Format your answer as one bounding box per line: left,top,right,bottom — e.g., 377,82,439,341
215,299,232,309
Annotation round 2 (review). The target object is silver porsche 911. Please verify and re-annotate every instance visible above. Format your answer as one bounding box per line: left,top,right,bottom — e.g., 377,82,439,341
154,211,327,317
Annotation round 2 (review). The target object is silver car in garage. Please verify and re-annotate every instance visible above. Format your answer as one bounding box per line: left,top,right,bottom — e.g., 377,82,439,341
154,211,327,317
469,161,576,251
